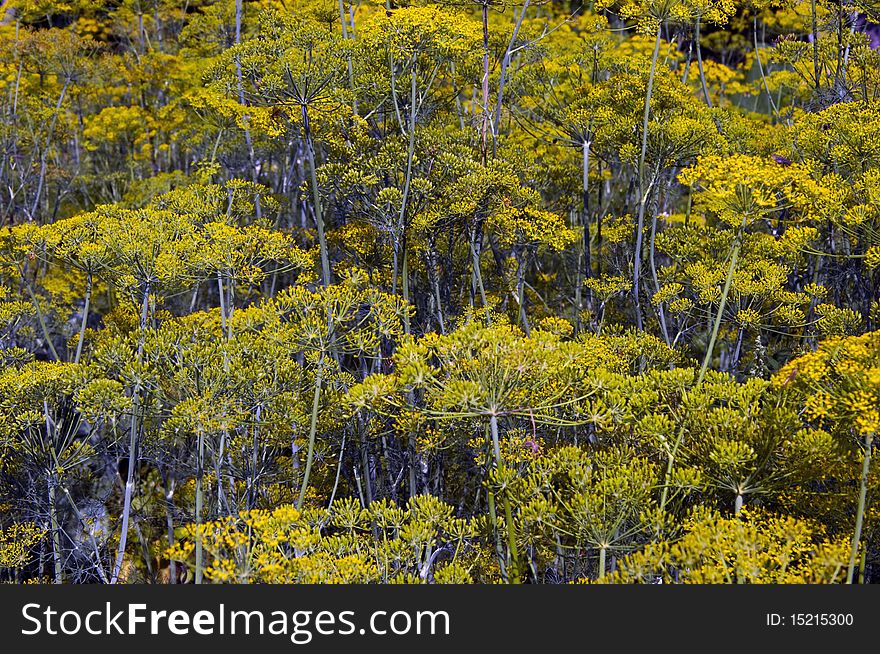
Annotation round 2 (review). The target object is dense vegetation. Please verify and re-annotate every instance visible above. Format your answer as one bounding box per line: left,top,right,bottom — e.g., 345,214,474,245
0,0,878,585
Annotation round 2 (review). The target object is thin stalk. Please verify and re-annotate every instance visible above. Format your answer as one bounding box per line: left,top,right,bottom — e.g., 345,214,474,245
327,430,347,509
471,238,490,322
398,53,417,334
753,17,780,120
699,228,742,380
215,430,229,516
24,279,59,360
56,480,110,584
649,165,670,345
695,17,712,107
248,406,261,510
491,0,531,156
217,273,227,336
110,282,150,584
633,26,663,331
163,473,177,584
297,352,325,509
48,477,62,583
303,105,331,287
480,2,490,165
582,140,593,311
73,272,91,364
659,223,743,516
338,0,358,115
408,433,418,498
487,490,508,582
360,434,373,505
429,246,446,333
195,430,204,584
402,241,411,334
30,79,69,222
234,0,258,183
811,0,821,91
847,431,873,584
859,545,867,584
515,251,530,335
502,491,520,584
490,414,521,584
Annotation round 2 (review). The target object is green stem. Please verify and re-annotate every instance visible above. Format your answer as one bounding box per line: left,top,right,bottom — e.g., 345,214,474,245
480,2,489,165
48,477,62,584
402,241,411,335
195,430,204,584
429,245,446,334
516,251,530,336
24,279,59,360
859,544,867,585
490,413,502,465
303,105,331,287
217,273,227,337
502,493,521,584
753,17,780,120
847,431,873,584
811,0,821,91
699,228,742,380
398,55,417,333
632,26,662,331
110,282,150,584
487,490,508,582
337,0,357,115
490,414,520,584
582,140,592,304
695,17,712,107
471,237,490,323
297,352,325,509
73,272,91,364
660,224,743,516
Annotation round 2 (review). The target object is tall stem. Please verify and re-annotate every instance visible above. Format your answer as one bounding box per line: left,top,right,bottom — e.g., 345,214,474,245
73,272,91,364
303,105,331,287
30,79,69,222
429,244,446,333
649,164,670,346
487,489,508,581
695,17,712,107
471,236,490,322
699,228,742,380
110,282,150,584
163,472,177,584
195,430,205,584
660,225,743,516
398,54,417,334
217,273,227,336
492,0,530,157
490,414,520,584
753,17,780,119
402,241,411,334
480,3,490,165
24,278,59,360
847,431,873,584
234,0,258,183
515,251,530,335
582,140,593,314
811,0,821,91
48,477,62,583
338,0,358,115
633,26,662,331
297,352,325,508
